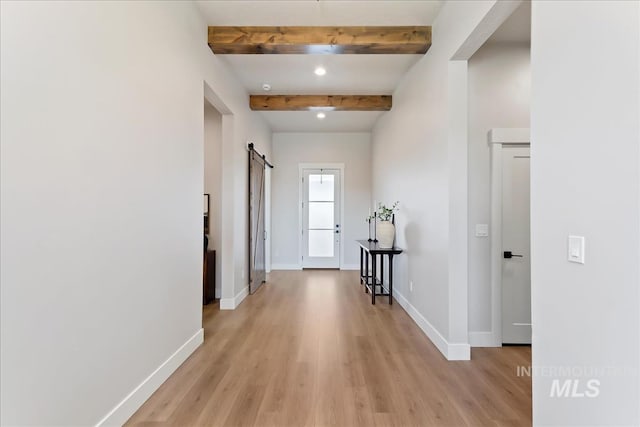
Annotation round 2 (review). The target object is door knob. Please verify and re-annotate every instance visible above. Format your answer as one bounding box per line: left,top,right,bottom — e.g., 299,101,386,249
504,251,523,259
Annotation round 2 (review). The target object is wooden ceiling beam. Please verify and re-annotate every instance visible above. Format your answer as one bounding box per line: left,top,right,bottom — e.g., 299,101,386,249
249,95,392,111
208,26,431,55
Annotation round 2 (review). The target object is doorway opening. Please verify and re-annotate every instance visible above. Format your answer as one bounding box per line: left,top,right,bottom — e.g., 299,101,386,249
203,100,223,308
463,1,532,348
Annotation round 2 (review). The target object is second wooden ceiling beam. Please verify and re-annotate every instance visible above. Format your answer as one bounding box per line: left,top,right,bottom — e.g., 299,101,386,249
249,95,392,111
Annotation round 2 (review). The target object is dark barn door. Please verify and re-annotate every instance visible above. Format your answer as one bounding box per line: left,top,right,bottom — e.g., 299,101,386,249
248,149,266,294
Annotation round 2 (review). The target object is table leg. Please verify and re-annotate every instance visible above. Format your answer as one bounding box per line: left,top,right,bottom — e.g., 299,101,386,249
365,251,369,293
389,254,394,305
359,247,363,285
381,255,384,296
371,254,377,305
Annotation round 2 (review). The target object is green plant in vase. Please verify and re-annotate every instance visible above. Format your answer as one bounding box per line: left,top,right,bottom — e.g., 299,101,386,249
376,201,399,222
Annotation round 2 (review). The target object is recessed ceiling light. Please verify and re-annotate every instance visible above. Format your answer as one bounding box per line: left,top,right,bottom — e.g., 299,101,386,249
314,67,327,76
262,83,271,91
317,112,326,119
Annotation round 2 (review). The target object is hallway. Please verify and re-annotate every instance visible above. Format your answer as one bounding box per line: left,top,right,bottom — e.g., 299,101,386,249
127,270,531,426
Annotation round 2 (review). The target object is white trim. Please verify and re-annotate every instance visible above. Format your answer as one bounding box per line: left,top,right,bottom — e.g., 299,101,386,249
298,163,346,269
469,331,499,347
271,264,302,271
265,167,272,273
489,128,530,346
448,343,472,361
489,142,504,346
95,328,204,427
220,286,248,310
340,264,360,271
394,290,471,361
489,128,530,144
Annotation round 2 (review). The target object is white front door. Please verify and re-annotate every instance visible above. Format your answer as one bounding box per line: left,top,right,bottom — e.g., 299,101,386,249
302,169,340,269
501,145,531,344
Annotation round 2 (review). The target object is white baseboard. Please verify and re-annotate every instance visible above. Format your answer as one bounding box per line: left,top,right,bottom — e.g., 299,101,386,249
394,290,470,361
271,264,360,271
271,264,302,270
96,328,204,426
447,342,471,360
220,286,248,310
469,331,500,347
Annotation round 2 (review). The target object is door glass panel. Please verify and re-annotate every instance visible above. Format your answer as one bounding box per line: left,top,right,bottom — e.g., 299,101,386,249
308,202,334,229
309,174,334,201
308,230,334,257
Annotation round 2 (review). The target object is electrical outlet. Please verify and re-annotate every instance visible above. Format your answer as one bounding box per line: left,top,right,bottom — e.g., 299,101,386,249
410,281,413,292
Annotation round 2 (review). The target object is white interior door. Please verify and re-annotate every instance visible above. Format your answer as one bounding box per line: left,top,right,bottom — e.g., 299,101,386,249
501,145,531,344
302,169,340,269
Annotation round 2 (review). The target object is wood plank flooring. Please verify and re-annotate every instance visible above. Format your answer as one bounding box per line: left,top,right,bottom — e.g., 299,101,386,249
126,270,531,426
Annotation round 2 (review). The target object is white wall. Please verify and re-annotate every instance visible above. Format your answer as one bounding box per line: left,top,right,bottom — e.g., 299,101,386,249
371,1,501,359
271,132,371,269
204,103,222,296
0,1,270,425
467,43,530,336
531,1,639,425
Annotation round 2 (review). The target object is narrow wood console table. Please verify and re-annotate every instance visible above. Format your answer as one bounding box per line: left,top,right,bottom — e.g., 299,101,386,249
357,240,403,305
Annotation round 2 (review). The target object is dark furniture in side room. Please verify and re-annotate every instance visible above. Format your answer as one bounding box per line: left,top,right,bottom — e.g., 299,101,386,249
203,249,216,304
357,240,403,305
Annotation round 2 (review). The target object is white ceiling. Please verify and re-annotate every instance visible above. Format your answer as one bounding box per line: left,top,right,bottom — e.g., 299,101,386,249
195,1,530,132
222,54,423,95
267,111,385,132
196,1,443,26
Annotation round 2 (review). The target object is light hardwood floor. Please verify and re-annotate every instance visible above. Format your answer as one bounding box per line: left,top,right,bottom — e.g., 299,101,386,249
127,270,531,426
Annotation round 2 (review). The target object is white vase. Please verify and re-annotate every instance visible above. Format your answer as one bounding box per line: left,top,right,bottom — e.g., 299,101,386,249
377,221,395,248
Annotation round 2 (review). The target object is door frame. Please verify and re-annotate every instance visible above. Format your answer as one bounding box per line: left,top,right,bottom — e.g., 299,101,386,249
298,163,345,269
265,167,271,273
489,128,530,347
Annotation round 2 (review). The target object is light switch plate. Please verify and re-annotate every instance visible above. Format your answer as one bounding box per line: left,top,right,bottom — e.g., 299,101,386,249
475,224,489,237
568,235,585,264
